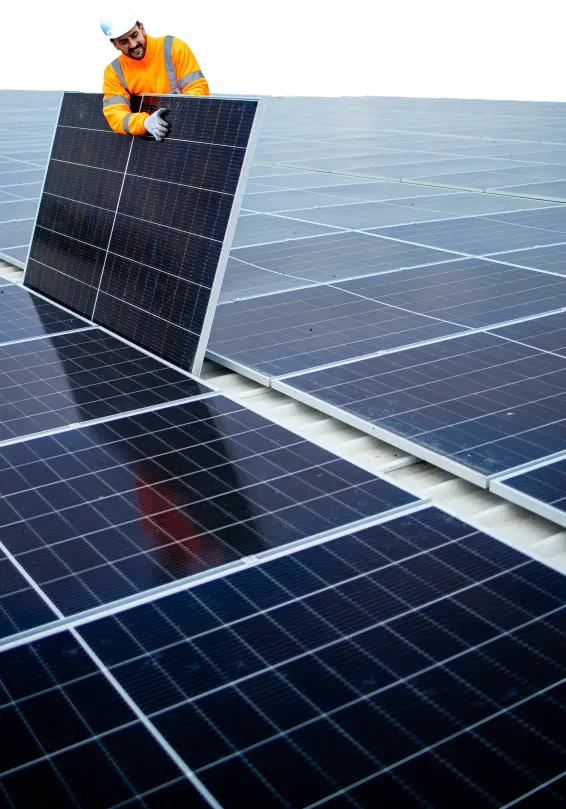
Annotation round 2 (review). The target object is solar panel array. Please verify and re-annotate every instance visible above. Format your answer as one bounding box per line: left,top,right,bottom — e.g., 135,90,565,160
2,501,566,807
1,92,566,805
492,456,566,528
203,97,566,521
0,91,58,267
24,92,261,374
0,329,211,445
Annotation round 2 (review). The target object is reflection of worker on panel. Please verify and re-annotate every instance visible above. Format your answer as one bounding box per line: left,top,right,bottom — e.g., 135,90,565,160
99,1,209,140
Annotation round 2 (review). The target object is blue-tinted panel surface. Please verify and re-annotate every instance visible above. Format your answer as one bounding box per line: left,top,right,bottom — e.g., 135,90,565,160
492,310,566,355
0,395,416,616
0,218,34,251
0,631,211,807
281,332,566,477
488,242,566,273
210,285,467,377
496,180,566,201
26,92,260,373
497,457,566,524
0,246,30,266
219,255,315,302
232,212,340,248
0,285,88,346
228,230,456,284
0,550,56,640
0,329,208,443
485,206,566,233
338,258,566,327
79,506,566,809
374,216,566,255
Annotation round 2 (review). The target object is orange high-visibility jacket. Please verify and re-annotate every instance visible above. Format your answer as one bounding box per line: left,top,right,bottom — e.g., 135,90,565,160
102,34,209,136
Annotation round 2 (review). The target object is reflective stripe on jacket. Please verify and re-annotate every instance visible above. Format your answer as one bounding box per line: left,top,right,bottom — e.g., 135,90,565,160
102,34,209,135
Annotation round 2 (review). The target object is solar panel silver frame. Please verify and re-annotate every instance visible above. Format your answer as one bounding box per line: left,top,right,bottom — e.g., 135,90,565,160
273,373,490,488
23,91,265,377
490,451,566,530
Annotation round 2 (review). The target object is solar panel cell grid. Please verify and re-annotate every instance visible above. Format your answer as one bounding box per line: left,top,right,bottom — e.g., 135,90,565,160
278,331,566,478
492,456,566,527
492,311,566,355
228,231,457,283
337,257,566,327
0,285,88,346
210,284,467,377
0,632,212,808
0,394,416,619
0,329,209,444
25,91,261,374
373,216,566,255
72,506,566,808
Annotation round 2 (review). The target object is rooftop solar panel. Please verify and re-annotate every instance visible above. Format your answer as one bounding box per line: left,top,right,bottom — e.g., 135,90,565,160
485,206,566,233
492,311,566,355
487,242,566,273
338,257,566,327
0,551,57,640
493,179,566,201
341,157,535,181
219,256,315,303
491,456,566,527
0,245,30,268
24,91,262,375
275,331,566,484
0,285,88,346
280,200,461,229
0,329,210,444
290,180,458,202
226,231,457,285
248,173,375,190
232,212,341,248
0,199,38,221
242,188,358,213
0,394,417,621
487,163,566,183
412,168,566,192
209,285,467,381
0,631,214,807
65,505,565,808
373,216,566,255
387,191,552,216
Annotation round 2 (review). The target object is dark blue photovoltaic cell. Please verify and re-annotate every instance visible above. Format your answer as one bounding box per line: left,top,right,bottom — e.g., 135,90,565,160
210,284,467,376
25,92,259,373
0,394,416,617
373,216,565,254
496,457,566,524
0,284,88,345
0,329,209,443
77,506,566,809
0,549,56,639
280,331,566,477
492,310,566,356
337,258,566,327
0,631,211,807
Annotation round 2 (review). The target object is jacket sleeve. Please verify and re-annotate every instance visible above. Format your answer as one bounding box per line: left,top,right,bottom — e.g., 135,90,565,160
102,63,149,136
172,38,210,96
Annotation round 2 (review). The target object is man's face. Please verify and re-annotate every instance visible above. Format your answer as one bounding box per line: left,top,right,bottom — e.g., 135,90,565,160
112,23,147,59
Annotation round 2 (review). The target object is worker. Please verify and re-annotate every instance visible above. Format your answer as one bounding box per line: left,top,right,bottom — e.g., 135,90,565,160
99,1,209,141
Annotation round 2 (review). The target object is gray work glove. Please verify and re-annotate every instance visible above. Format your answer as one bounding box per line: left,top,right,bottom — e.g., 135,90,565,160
143,108,171,142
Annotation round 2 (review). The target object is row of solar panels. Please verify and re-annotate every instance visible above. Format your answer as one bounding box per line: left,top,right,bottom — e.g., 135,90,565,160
2,91,566,538
1,387,565,808
0,90,564,808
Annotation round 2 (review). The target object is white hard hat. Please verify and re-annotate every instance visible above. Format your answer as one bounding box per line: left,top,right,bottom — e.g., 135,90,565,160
99,1,138,39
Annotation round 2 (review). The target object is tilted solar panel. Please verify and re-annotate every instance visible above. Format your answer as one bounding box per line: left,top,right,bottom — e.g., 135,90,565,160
24,91,263,374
